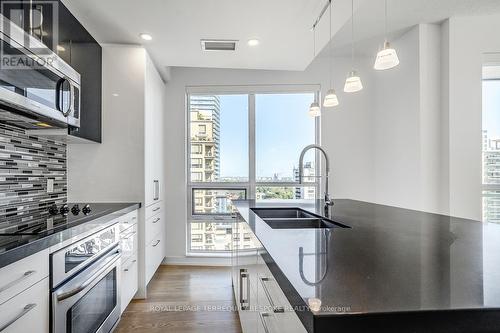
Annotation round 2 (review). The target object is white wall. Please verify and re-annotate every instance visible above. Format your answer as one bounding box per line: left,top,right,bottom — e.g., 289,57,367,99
371,24,442,214
164,56,376,259
372,26,422,210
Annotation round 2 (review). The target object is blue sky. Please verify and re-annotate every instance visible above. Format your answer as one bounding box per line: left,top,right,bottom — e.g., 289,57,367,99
483,80,500,140
218,93,316,179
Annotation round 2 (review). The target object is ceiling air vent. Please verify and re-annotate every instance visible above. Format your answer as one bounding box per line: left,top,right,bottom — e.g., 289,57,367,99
201,39,238,51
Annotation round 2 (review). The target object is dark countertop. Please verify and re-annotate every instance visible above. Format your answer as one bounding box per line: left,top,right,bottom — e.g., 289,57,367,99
234,199,500,333
0,202,140,269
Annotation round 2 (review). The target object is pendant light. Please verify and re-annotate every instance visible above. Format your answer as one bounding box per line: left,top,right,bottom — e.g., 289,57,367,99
309,26,321,117
323,1,339,107
374,0,399,70
308,102,321,117
344,0,363,93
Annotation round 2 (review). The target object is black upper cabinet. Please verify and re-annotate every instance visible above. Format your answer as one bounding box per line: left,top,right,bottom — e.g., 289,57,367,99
0,0,102,142
58,1,102,143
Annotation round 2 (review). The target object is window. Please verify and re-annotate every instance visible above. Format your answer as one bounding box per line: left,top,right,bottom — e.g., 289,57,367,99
483,70,500,223
256,93,316,183
192,144,202,154
191,158,203,169
187,88,320,253
192,188,246,215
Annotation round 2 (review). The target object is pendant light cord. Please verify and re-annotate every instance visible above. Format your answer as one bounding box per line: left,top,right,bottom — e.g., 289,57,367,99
313,26,316,57
351,0,354,69
329,0,333,88
385,0,388,40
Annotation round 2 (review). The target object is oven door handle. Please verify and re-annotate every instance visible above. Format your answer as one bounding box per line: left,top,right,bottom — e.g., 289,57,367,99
56,248,121,302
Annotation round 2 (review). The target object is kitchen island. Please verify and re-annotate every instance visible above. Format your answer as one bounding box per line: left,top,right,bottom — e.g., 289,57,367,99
233,199,500,333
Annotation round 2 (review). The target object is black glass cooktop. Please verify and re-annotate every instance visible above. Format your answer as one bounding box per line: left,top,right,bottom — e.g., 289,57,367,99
0,203,112,236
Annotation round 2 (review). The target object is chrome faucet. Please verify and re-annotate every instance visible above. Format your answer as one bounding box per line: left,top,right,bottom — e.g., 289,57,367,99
298,145,334,214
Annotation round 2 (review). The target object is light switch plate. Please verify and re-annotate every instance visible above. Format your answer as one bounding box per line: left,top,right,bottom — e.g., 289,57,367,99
47,178,54,193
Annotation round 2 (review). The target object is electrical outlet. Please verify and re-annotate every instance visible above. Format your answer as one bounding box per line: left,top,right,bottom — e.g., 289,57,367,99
47,178,54,193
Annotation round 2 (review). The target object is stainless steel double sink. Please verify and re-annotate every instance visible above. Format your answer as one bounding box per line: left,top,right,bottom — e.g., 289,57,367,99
251,208,349,229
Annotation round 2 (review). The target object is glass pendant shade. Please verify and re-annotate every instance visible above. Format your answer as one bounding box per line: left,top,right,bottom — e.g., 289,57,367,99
308,102,321,117
323,89,339,107
374,41,400,70
344,71,363,93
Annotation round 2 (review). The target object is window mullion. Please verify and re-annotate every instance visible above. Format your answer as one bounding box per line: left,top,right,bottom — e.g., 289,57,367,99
249,93,256,199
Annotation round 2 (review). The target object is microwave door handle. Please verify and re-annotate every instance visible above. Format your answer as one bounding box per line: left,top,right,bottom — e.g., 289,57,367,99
63,79,72,116
55,78,63,112
67,82,74,117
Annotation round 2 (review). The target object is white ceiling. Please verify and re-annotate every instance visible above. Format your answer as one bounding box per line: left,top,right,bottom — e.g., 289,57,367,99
319,0,500,58
62,0,500,73
61,0,328,72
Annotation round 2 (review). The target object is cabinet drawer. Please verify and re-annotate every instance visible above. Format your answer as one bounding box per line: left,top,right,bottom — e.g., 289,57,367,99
257,266,307,333
120,254,138,313
120,224,138,263
117,210,138,233
145,201,162,220
256,311,306,333
145,231,165,284
0,277,49,333
145,214,163,244
0,249,49,305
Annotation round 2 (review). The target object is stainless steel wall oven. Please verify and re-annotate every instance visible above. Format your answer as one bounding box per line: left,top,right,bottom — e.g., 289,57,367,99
50,225,121,333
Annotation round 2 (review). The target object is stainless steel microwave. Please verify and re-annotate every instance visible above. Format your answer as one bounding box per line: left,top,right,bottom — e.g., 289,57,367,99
0,14,81,129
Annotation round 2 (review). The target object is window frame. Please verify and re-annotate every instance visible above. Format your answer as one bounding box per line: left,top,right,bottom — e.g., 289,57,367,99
482,75,500,222
186,85,322,254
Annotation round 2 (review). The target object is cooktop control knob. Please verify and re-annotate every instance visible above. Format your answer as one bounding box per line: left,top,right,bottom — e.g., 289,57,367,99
60,204,69,215
49,204,59,215
71,204,80,215
82,204,91,215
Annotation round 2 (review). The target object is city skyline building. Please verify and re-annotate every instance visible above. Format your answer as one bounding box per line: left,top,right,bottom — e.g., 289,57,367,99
190,96,221,214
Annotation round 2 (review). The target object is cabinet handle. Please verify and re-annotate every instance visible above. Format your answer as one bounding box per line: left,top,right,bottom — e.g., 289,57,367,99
0,270,36,293
153,207,160,212
260,277,285,313
122,231,137,240
239,269,250,310
259,312,272,333
153,180,160,201
0,304,37,332
123,259,138,272
152,217,160,224
152,240,161,247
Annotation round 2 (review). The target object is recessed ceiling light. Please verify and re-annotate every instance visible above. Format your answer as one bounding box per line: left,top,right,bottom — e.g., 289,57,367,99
112,93,119,97
139,33,153,41
247,39,260,46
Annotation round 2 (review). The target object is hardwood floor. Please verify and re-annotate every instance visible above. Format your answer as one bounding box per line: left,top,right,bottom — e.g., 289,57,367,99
115,265,242,333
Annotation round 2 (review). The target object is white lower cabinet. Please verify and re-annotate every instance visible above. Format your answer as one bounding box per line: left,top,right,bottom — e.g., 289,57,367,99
0,277,49,333
232,221,307,333
145,228,165,284
120,224,138,263
119,210,139,312
0,249,49,305
121,253,138,313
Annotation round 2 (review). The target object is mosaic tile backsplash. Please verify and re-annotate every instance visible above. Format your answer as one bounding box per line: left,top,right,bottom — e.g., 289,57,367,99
0,122,67,227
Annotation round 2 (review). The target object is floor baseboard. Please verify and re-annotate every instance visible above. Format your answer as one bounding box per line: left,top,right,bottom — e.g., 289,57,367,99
162,256,231,266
